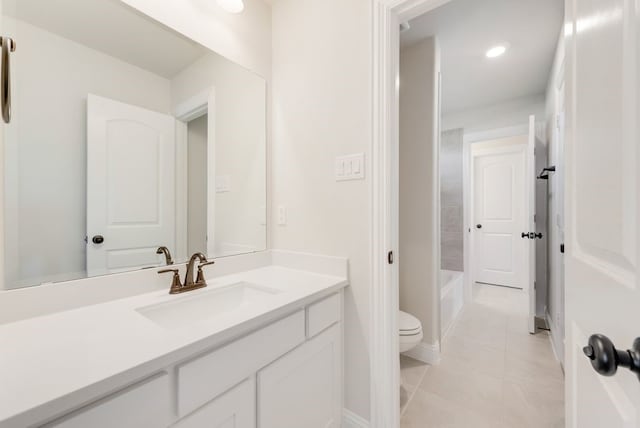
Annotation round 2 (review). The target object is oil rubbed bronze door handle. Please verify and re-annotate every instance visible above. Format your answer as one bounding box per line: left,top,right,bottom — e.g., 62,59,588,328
0,36,15,124
583,334,640,381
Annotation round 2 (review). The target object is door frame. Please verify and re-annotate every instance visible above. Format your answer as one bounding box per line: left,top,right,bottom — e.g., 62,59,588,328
174,87,216,261
370,0,451,427
462,125,529,304
466,134,529,292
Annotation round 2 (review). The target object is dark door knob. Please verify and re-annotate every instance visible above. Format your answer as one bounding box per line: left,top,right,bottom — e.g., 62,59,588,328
522,232,529,238
92,235,104,244
583,334,640,380
534,233,543,239
476,224,482,229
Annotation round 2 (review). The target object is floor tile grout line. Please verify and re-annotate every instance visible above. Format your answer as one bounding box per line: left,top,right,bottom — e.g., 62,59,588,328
400,361,430,419
400,284,564,427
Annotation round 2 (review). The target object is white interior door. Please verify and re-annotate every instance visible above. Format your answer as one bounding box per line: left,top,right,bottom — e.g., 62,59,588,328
527,115,537,334
472,139,528,290
87,94,176,276
565,0,640,425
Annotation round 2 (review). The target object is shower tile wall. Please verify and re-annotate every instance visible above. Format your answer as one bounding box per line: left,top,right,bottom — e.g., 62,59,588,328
440,128,464,272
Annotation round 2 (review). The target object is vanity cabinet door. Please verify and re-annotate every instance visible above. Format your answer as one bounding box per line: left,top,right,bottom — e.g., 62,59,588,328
174,378,255,428
257,323,342,428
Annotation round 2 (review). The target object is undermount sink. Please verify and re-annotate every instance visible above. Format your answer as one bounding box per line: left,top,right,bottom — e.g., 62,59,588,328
136,282,281,329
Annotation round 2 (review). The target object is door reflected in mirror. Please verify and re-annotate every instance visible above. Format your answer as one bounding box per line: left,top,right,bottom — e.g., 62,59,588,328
2,0,267,289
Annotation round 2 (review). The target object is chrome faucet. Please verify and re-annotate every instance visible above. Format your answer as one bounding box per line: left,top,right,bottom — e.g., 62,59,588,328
158,252,215,294
156,246,174,265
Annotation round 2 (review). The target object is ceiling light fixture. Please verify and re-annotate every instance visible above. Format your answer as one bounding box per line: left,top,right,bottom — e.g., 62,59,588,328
217,0,245,14
485,44,508,58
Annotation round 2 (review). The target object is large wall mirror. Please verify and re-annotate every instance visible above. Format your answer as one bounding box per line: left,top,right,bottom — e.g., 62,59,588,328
2,0,267,289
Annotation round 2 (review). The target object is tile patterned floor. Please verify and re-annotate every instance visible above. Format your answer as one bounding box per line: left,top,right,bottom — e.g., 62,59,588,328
400,283,565,428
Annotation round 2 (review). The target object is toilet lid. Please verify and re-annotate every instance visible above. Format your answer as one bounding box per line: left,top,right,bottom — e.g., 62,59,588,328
399,311,422,335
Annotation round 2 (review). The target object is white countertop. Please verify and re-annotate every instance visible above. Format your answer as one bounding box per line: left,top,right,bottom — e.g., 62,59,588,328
0,263,348,427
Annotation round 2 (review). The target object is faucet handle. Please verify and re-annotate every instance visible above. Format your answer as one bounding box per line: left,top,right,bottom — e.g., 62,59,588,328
196,261,215,285
158,269,182,294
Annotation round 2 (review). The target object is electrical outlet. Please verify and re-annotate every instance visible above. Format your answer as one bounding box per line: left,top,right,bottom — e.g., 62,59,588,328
215,175,231,193
277,205,287,226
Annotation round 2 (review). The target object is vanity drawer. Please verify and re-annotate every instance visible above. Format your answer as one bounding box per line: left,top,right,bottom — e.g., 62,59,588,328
177,310,305,417
306,293,341,338
46,373,171,428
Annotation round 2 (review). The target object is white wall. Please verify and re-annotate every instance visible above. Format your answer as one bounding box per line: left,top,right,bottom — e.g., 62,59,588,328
171,53,267,257
271,0,371,420
442,93,546,133
120,0,272,78
4,17,171,289
399,38,441,348
544,31,565,364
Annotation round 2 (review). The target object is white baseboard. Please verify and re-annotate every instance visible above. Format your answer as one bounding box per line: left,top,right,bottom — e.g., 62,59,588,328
546,311,564,368
342,409,370,428
402,341,441,365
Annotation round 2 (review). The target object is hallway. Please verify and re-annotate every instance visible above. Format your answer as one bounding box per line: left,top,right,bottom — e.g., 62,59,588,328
400,284,565,427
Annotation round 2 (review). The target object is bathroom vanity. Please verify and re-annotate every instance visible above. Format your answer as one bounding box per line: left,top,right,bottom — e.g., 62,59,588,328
0,1,351,427
0,252,348,428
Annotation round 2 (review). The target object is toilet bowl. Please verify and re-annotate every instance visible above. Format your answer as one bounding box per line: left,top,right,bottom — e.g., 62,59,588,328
399,310,423,353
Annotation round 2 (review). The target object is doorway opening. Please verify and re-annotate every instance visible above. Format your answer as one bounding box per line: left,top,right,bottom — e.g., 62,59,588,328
378,0,566,426
469,133,529,289
186,114,209,256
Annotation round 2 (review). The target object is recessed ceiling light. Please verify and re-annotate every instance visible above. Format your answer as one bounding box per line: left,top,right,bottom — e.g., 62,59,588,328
217,0,245,13
485,44,508,58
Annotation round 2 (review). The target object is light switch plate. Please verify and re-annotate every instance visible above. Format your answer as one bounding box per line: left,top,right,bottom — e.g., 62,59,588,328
335,153,365,181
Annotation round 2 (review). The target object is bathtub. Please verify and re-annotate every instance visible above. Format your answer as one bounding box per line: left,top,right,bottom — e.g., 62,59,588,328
440,270,464,336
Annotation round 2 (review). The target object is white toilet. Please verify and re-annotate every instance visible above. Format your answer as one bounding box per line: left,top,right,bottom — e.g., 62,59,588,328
399,310,423,353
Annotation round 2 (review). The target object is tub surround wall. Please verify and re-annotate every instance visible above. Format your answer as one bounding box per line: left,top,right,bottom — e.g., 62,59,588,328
440,269,464,336
440,128,464,271
399,37,441,361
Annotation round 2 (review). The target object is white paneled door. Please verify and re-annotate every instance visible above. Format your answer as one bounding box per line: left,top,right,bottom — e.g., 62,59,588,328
87,94,176,276
565,0,640,426
473,138,528,290
527,115,538,334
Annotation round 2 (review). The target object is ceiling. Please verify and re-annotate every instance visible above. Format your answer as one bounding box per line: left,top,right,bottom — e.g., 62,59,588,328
4,0,209,78
401,0,563,114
